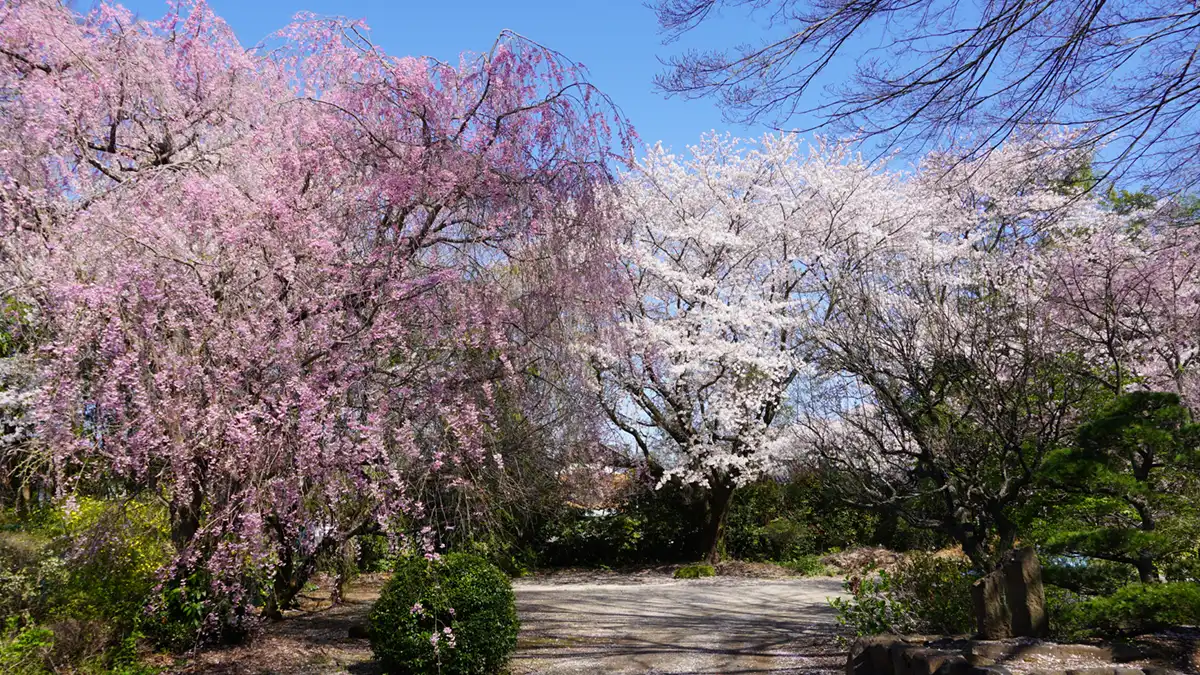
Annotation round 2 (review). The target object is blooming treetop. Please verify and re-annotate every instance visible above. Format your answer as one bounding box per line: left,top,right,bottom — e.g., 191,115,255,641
1042,198,1200,400
595,133,914,488
796,138,1166,566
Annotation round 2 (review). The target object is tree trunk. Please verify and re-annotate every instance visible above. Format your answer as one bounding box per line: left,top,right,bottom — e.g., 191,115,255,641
952,520,997,572
1132,498,1159,583
1135,553,1157,584
701,478,736,564
264,534,337,620
169,480,204,551
262,517,377,619
872,509,899,548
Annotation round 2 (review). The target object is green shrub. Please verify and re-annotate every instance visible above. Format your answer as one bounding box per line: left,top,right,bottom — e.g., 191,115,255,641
1046,585,1091,641
464,538,535,578
0,500,173,669
538,508,646,567
1043,557,1137,597
780,554,833,577
829,571,909,637
143,564,260,652
0,532,63,622
536,478,706,568
673,563,715,579
1056,582,1200,637
0,532,50,569
761,518,811,558
830,552,976,637
356,534,394,573
369,553,518,675
0,617,53,674
727,477,879,562
141,569,209,652
52,498,173,633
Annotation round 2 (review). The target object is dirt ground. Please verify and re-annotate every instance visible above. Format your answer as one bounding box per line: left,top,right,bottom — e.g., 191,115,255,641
172,572,848,674
172,575,389,675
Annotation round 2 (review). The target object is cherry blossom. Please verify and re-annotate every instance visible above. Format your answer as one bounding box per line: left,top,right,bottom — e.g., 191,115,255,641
0,0,629,630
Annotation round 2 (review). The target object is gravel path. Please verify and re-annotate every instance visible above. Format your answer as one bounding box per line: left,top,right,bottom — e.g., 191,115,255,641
510,577,848,674
176,575,848,674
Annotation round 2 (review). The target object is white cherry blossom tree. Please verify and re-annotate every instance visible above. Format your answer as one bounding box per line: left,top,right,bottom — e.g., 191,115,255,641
593,133,906,561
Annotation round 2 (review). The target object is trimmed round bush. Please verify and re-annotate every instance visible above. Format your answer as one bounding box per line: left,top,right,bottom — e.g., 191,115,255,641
369,553,518,675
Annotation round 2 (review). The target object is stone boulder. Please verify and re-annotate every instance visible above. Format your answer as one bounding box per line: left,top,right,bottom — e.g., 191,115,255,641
846,636,1157,675
971,547,1048,639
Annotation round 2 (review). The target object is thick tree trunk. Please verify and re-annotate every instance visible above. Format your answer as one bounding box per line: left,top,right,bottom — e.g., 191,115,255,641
949,510,1016,572
873,509,899,548
701,478,736,564
952,521,998,572
264,534,337,620
1133,498,1159,583
1135,553,1157,584
169,480,204,551
263,518,376,619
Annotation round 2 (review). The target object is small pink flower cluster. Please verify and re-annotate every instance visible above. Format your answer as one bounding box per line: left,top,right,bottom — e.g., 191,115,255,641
430,625,456,651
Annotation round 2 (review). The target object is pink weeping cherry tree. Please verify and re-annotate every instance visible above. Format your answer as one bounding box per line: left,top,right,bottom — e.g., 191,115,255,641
0,0,630,631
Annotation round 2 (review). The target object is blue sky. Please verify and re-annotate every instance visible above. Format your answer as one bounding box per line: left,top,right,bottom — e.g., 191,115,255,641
110,0,798,157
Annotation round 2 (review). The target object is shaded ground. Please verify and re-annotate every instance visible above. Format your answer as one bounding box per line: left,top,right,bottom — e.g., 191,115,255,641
526,561,839,584
511,577,847,674
173,574,388,675
173,573,848,674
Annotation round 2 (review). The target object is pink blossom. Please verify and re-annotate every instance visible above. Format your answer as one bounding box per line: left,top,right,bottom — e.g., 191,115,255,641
2,0,631,640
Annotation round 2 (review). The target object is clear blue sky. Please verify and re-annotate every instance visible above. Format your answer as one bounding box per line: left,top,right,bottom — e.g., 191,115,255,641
110,0,791,157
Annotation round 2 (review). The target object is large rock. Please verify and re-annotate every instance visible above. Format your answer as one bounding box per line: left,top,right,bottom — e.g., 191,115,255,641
971,547,1048,639
972,571,1011,639
848,636,901,675
1002,547,1048,638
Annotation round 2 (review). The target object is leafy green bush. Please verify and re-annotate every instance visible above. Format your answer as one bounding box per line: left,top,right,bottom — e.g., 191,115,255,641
356,534,394,573
0,532,63,622
0,617,53,675
830,571,910,637
1043,557,1137,597
0,500,178,668
463,538,535,578
534,472,884,569
369,553,518,675
780,554,834,577
143,564,261,652
51,498,173,633
1045,585,1092,641
537,478,707,568
673,563,715,579
538,508,645,566
725,476,878,563
1054,582,1200,637
141,569,210,652
43,497,249,653
830,552,976,637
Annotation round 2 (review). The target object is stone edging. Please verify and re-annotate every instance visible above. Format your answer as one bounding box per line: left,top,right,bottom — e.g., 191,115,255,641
847,635,1179,675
